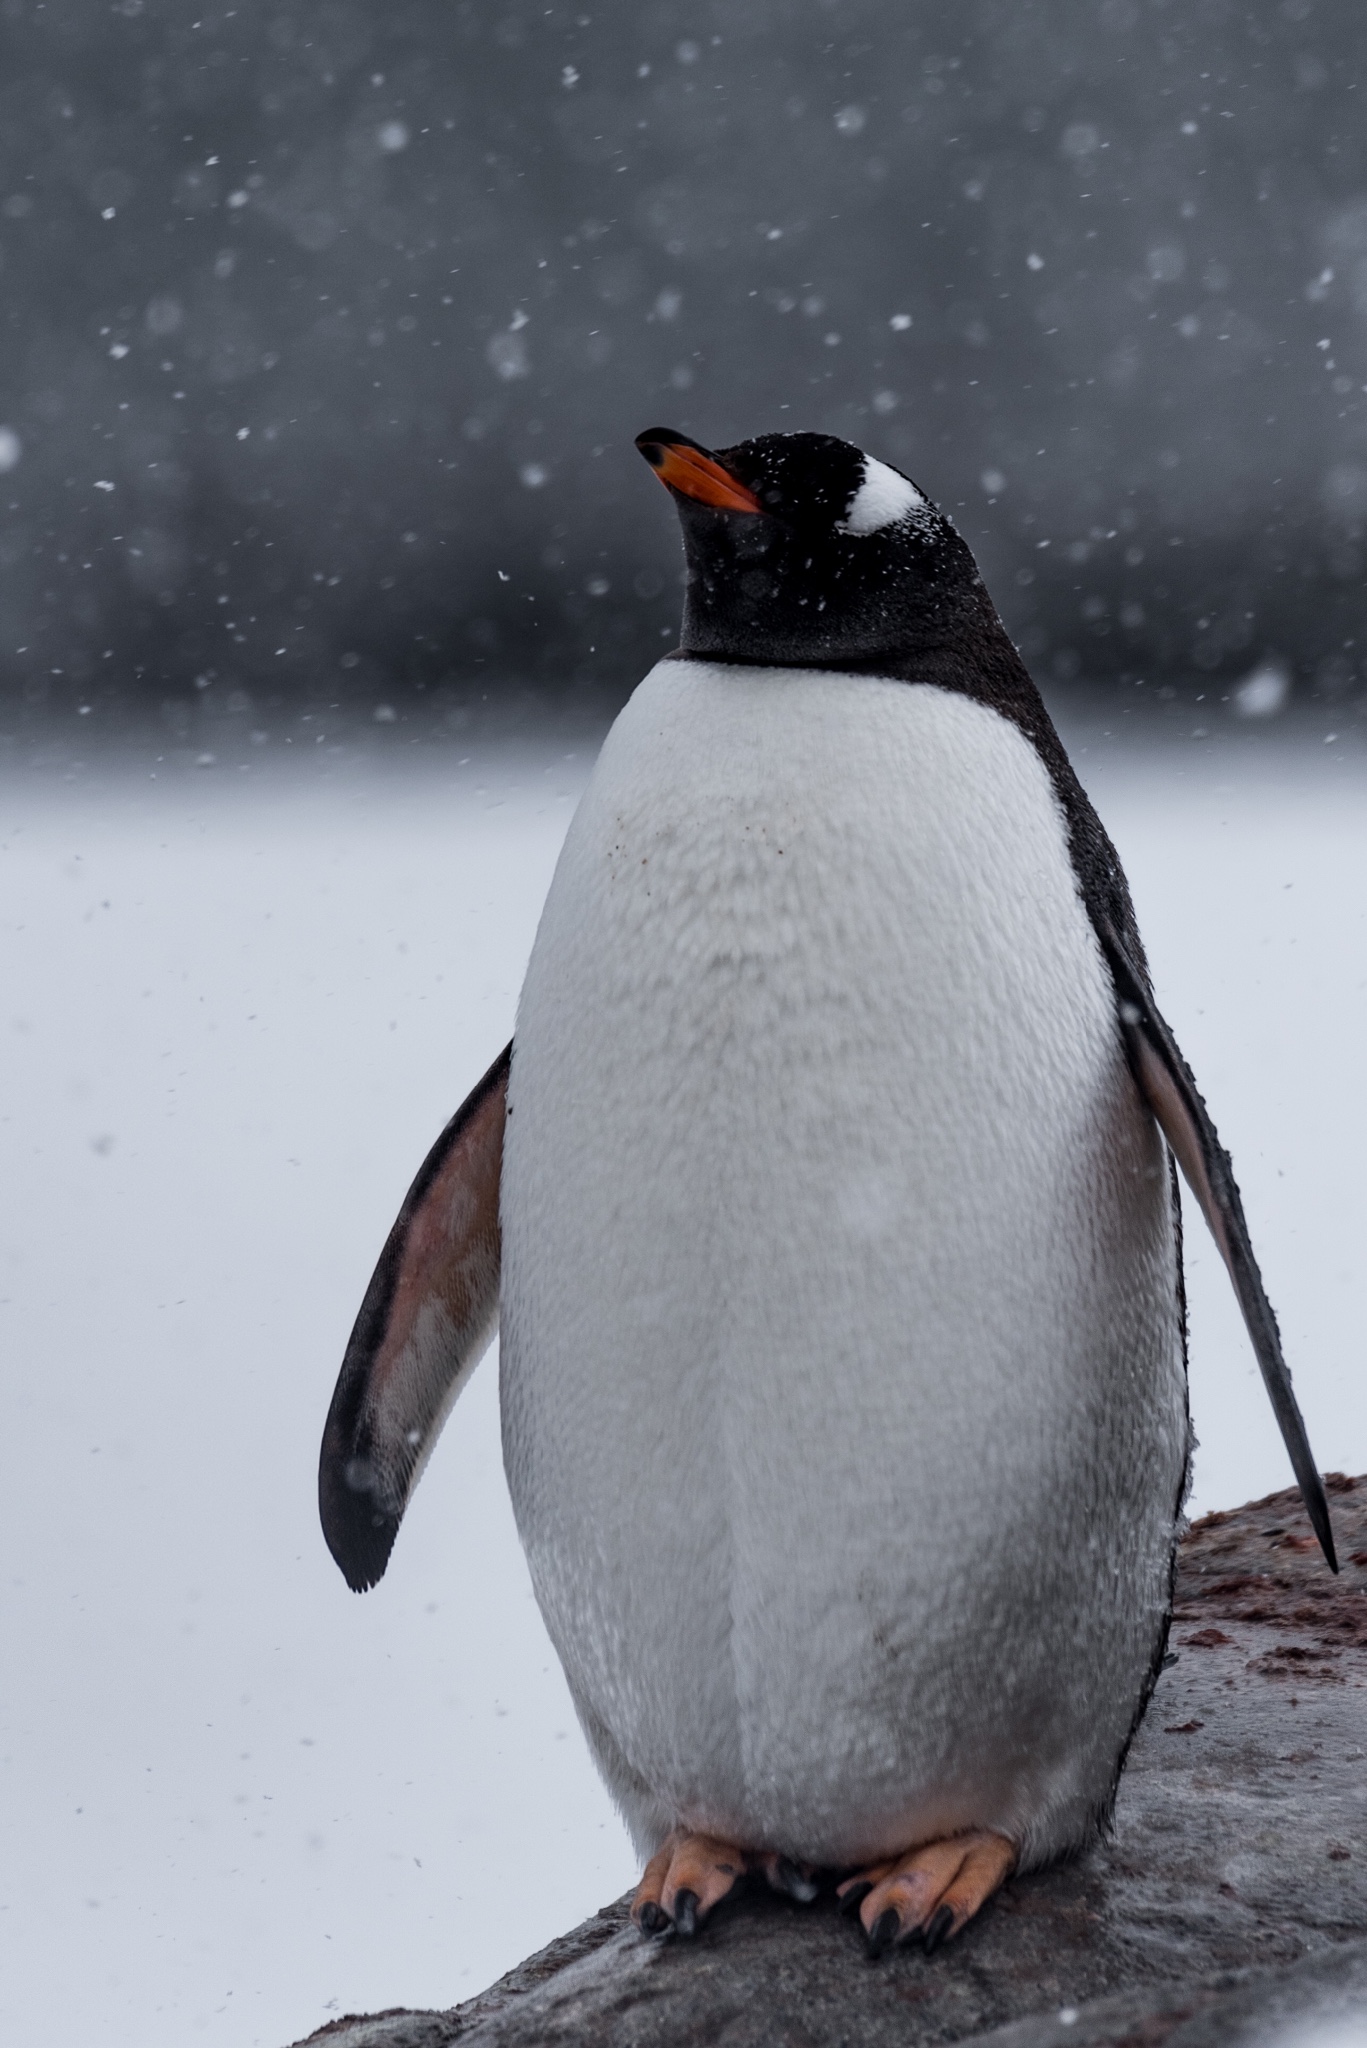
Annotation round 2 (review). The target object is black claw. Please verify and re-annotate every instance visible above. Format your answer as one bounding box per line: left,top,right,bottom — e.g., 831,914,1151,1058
922,1903,955,1954
774,1857,819,1903
637,1900,669,1936
866,1907,901,1960
840,1880,874,1919
673,1888,699,1938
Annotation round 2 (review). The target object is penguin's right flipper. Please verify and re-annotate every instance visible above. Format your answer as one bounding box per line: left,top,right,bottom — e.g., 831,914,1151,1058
319,1043,510,1591
1101,929,1337,1573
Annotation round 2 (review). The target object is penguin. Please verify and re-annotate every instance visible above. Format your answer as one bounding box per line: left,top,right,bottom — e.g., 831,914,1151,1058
319,426,1335,1958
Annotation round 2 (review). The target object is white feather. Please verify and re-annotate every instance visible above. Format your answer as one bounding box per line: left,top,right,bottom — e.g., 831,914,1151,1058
500,659,1187,1871
838,455,926,534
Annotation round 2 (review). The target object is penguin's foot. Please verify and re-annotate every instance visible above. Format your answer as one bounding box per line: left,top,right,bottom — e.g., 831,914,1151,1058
836,1830,1016,1958
631,1829,819,1938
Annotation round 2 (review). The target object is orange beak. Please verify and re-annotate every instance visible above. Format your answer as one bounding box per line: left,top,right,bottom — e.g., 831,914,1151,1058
636,429,763,515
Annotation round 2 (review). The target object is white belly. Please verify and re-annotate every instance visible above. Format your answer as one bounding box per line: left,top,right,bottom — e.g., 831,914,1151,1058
499,660,1187,1870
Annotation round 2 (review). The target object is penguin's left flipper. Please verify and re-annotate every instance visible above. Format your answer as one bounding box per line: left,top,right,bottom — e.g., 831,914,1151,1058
632,1832,818,1937
1102,929,1337,1573
837,1831,1016,1957
318,1043,510,1592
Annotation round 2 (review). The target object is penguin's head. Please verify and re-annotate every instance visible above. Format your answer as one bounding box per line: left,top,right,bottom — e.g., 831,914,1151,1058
636,427,991,670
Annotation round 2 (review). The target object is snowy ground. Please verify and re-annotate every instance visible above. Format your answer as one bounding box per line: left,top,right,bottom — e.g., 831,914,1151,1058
1,711,1364,2048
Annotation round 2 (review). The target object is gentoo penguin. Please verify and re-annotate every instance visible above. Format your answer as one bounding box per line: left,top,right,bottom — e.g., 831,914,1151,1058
320,427,1335,1957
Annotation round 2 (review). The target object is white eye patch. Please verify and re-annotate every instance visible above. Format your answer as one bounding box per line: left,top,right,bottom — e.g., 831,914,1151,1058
838,455,927,536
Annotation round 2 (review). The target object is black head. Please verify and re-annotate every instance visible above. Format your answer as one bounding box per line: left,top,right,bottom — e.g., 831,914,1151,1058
636,427,999,671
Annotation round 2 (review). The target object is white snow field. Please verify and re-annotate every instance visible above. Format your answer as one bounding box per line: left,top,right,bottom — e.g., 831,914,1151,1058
1,715,1363,2048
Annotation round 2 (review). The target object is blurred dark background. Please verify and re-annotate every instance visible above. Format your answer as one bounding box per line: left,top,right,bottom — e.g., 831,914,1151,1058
2,0,1366,738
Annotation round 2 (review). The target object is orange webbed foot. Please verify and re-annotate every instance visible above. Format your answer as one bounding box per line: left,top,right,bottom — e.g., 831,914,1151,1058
836,1829,1016,1958
631,1829,819,1938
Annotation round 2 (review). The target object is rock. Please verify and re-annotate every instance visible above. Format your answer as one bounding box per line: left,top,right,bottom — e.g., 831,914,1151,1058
291,1477,1367,2048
